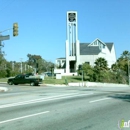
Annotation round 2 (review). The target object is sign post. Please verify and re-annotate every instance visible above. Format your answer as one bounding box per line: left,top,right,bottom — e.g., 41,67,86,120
0,35,10,41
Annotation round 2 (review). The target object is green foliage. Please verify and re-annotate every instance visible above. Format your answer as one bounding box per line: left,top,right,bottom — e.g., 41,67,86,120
79,55,129,84
27,54,54,74
93,57,108,82
0,53,55,78
0,70,6,78
111,50,130,84
94,57,108,71
82,63,94,81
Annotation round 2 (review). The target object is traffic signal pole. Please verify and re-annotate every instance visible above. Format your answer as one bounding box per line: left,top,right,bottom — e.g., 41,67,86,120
0,28,13,34
0,23,18,57
0,22,18,37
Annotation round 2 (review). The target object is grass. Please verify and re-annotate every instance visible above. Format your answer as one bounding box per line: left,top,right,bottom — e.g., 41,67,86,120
0,78,8,82
43,76,82,84
0,76,82,84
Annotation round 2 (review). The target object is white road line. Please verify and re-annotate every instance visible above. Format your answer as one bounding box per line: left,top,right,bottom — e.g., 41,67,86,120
0,93,93,109
89,97,111,103
0,93,77,108
0,111,49,124
0,92,27,96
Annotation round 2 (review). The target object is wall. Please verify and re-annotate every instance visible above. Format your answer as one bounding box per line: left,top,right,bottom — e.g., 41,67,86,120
79,55,98,66
68,82,129,87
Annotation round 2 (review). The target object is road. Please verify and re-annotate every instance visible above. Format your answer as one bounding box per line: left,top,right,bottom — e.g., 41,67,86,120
0,84,130,130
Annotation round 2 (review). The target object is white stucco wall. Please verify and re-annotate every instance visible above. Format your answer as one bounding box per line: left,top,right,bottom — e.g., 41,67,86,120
79,44,116,68
110,44,116,64
97,45,116,68
79,55,98,66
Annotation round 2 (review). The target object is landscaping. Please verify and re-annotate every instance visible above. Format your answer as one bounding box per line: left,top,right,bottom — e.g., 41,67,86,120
43,76,82,85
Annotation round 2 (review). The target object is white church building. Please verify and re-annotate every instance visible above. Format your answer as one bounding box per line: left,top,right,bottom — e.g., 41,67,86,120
55,11,116,75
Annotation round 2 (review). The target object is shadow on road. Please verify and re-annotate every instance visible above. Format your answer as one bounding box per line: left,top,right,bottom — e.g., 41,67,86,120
108,94,130,102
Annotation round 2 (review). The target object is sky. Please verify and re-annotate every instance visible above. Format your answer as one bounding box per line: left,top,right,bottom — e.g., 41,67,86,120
0,0,130,63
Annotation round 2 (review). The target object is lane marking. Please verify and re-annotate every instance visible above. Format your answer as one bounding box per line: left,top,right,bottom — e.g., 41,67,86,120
0,111,49,124
89,97,111,103
0,93,93,109
0,92,28,96
0,93,78,107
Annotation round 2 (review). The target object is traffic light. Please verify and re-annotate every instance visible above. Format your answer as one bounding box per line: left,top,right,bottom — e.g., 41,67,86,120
13,23,18,36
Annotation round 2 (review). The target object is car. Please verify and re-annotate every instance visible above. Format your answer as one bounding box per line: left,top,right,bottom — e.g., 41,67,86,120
7,74,43,86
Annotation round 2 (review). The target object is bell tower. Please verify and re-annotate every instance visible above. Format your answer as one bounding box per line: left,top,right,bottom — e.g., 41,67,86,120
66,11,80,73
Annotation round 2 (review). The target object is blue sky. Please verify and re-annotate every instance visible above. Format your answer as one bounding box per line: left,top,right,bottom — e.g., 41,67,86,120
0,0,130,63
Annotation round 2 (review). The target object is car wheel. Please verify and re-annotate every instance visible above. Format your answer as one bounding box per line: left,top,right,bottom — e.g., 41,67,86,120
8,81,13,85
30,82,35,86
35,83,39,86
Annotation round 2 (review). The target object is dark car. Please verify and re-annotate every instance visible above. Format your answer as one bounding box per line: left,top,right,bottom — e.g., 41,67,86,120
7,74,42,86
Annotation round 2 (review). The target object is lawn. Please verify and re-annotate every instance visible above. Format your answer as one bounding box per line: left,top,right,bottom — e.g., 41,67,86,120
0,76,82,85
0,78,8,82
43,76,82,84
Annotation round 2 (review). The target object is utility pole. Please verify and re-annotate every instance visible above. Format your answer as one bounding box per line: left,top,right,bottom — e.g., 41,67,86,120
25,64,26,71
20,58,23,74
128,52,130,86
12,62,14,71
82,70,84,87
128,59,130,86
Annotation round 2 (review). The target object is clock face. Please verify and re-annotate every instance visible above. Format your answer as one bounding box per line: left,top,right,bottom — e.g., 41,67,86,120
68,13,76,22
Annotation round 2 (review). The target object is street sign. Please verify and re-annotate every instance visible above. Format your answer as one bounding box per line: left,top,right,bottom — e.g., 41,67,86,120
0,35,10,41
68,13,76,22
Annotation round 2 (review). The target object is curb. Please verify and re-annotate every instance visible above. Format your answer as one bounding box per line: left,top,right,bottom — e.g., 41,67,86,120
43,84,68,87
0,82,68,88
0,87,8,92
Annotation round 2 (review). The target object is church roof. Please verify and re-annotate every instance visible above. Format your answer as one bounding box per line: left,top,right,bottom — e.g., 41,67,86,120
80,41,113,55
80,43,101,55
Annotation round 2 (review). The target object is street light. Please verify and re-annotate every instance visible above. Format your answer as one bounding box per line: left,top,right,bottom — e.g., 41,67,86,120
128,52,130,86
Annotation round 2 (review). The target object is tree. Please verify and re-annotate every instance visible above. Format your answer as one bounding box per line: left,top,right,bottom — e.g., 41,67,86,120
111,63,118,72
0,54,7,78
121,50,130,59
112,50,130,84
27,54,42,73
27,54,54,74
27,54,42,66
94,57,108,82
82,63,94,81
94,57,108,71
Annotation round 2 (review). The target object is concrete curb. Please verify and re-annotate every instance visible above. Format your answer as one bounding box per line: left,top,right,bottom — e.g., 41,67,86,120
0,82,68,87
0,87,8,92
0,82,129,89
43,84,68,87
68,82,130,87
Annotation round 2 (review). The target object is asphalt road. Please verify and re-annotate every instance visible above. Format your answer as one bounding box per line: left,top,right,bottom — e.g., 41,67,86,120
0,84,130,130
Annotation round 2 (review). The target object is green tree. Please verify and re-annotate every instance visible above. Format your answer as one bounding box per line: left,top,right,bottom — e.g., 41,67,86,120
0,54,7,78
112,50,130,84
94,57,108,82
82,63,94,81
27,54,54,74
121,50,130,59
94,57,108,70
